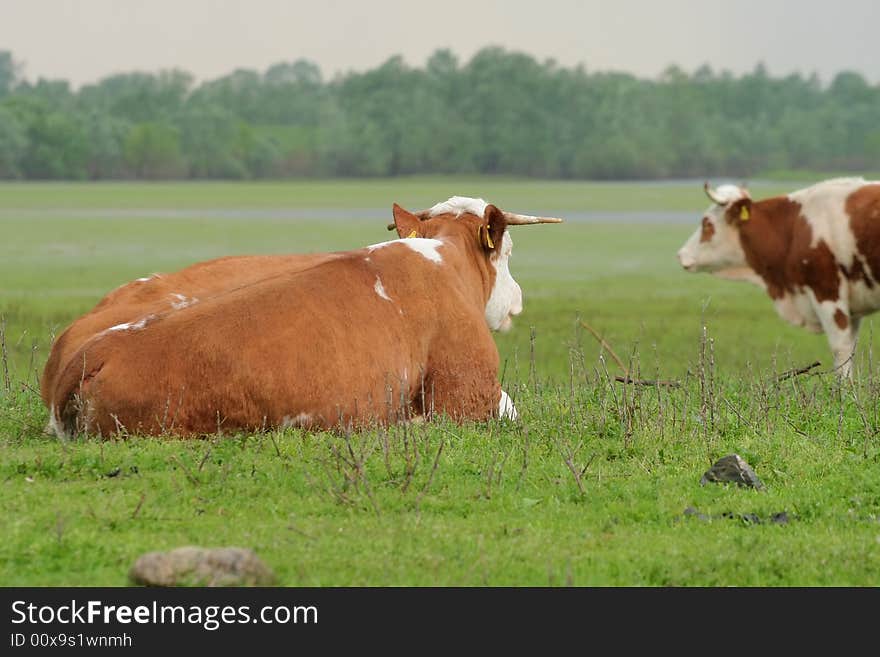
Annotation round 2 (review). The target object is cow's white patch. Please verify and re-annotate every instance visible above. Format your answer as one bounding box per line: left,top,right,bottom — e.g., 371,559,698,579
374,277,392,301
850,277,880,318
47,404,67,440
498,390,518,421
135,277,152,283
368,238,444,263
484,232,522,331
790,178,873,267
428,196,488,218
106,314,155,332
282,413,312,428
169,292,198,310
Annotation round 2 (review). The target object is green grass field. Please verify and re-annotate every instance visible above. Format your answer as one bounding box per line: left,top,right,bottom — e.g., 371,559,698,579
2,178,879,586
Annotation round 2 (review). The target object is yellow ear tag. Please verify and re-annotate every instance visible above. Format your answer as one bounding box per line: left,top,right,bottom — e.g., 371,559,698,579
482,224,495,249
740,205,750,221
406,230,418,238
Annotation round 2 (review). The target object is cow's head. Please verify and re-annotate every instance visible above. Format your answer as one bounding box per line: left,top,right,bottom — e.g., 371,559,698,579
678,182,752,274
390,196,561,332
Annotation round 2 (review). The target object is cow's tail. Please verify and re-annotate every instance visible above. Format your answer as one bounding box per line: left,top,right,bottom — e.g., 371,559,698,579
49,344,105,439
39,325,74,406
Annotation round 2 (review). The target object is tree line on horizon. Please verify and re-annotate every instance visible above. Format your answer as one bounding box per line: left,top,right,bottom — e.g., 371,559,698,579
0,48,877,181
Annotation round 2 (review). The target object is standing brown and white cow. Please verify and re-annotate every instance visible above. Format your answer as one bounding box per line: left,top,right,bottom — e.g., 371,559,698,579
677,177,880,376
48,197,561,437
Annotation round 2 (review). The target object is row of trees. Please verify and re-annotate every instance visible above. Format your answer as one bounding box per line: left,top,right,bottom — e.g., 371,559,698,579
0,48,877,180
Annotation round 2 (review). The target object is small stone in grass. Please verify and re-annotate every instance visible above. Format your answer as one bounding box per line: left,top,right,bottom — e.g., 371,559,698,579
129,546,276,587
700,454,764,490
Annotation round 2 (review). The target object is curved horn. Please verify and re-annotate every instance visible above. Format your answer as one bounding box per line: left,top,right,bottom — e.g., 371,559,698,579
388,209,564,230
502,211,564,225
703,181,726,205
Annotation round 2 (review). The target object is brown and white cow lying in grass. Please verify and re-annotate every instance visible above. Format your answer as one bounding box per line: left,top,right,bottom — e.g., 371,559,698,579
46,197,561,437
677,177,880,377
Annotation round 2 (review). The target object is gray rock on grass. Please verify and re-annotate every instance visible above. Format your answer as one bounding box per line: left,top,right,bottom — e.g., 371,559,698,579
700,454,764,490
129,546,276,587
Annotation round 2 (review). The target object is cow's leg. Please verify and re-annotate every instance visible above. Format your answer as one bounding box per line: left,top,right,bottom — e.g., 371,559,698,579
420,366,501,421
814,300,858,378
420,341,502,422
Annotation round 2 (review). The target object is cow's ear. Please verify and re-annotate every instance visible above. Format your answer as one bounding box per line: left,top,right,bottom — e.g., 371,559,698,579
392,203,422,238
482,204,507,252
727,198,753,225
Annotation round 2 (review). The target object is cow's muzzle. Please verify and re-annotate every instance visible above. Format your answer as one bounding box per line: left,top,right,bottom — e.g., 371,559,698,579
677,249,697,272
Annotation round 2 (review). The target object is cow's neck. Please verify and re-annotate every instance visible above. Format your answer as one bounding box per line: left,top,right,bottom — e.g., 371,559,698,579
737,196,801,300
431,230,495,309
736,196,828,330
712,266,767,289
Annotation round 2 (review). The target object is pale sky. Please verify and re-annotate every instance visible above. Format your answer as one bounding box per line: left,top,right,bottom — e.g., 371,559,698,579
1,0,878,87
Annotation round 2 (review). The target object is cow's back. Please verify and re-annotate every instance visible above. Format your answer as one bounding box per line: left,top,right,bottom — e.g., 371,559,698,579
40,253,339,406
